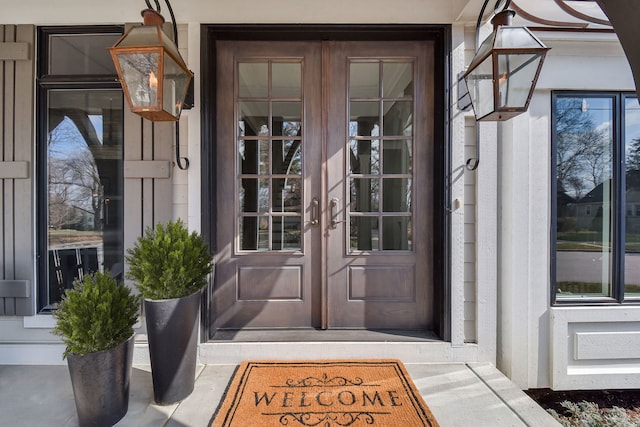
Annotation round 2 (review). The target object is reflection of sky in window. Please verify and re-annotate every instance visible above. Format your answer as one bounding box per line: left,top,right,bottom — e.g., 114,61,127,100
89,115,104,144
49,115,103,158
582,97,612,134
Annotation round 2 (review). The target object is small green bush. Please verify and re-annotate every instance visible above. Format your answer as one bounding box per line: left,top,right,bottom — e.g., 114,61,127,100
548,400,640,427
52,271,140,358
126,219,213,300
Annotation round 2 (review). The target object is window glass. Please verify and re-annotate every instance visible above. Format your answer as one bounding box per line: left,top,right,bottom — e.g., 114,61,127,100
49,34,120,75
46,90,124,306
553,93,640,303
625,96,640,298
555,96,614,299
39,28,123,310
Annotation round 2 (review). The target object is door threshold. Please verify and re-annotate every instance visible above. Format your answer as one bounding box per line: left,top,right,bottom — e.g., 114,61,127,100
210,329,440,343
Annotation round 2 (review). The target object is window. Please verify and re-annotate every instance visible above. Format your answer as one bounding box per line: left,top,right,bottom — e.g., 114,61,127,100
553,92,640,303
37,27,124,311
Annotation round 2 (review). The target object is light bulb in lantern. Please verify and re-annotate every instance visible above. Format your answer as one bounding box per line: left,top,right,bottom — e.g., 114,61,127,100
149,71,158,89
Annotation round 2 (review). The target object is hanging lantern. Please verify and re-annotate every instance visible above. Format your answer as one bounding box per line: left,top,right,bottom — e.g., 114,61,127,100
464,10,550,121
110,9,193,121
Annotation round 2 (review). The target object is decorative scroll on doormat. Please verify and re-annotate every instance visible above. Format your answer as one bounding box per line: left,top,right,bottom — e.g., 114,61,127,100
210,359,439,427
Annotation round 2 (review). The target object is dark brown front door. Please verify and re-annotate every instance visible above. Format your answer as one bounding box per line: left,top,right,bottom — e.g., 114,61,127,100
213,39,434,331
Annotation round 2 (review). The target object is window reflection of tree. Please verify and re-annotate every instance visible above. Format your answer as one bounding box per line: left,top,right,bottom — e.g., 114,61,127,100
556,98,612,236
349,101,412,251
47,104,123,278
240,117,302,251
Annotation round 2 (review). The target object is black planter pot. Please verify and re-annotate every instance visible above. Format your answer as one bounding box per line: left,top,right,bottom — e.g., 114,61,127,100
67,334,135,427
144,290,201,405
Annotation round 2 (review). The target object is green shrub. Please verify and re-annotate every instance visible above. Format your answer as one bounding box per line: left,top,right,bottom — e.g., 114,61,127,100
548,400,640,427
126,219,213,300
52,271,140,358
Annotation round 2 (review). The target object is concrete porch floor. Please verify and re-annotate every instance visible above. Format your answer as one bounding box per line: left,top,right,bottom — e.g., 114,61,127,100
0,362,560,426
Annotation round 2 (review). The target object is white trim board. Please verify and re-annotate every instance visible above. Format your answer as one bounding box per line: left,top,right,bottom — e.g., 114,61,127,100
550,306,640,390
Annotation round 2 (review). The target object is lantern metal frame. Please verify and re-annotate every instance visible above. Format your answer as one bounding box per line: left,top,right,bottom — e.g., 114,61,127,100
463,4,550,122
462,0,550,171
110,9,193,122
110,0,192,169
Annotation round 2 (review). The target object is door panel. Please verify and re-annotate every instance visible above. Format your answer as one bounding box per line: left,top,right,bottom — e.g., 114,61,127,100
213,39,434,331
325,41,434,329
214,41,322,329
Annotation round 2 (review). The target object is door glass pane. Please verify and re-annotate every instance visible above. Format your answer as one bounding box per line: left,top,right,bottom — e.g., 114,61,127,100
350,178,379,212
349,140,380,174
272,140,302,174
383,62,412,98
239,101,269,136
382,217,412,250
239,140,269,175
350,217,379,251
383,178,411,212
273,178,301,213
239,178,269,213
347,59,415,253
555,96,614,299
383,100,412,136
239,62,268,97
625,96,640,298
272,102,301,136
272,63,301,98
236,59,303,252
383,140,412,174
239,217,269,251
273,217,301,250
350,101,380,136
47,89,123,306
350,62,379,98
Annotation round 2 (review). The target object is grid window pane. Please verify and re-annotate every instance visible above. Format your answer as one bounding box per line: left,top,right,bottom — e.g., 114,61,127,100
236,60,303,252
350,217,379,251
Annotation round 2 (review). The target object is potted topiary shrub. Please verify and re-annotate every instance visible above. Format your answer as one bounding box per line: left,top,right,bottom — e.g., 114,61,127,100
52,271,140,427
126,219,213,405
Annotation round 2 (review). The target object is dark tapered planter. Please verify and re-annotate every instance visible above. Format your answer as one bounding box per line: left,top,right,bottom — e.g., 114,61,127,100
67,334,134,427
144,290,201,405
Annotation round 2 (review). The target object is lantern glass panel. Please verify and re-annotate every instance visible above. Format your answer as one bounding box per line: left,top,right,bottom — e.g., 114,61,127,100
163,52,191,118
497,53,543,109
495,27,545,49
115,51,160,108
465,55,494,120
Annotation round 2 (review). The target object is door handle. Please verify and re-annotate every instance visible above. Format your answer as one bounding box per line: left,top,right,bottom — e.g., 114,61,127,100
329,198,346,229
310,197,320,226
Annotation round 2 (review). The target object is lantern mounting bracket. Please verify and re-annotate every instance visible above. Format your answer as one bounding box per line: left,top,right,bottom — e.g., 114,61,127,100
463,0,549,169
466,0,512,171
143,0,190,170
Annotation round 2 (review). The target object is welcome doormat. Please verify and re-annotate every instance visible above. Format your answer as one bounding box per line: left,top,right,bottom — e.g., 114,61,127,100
210,359,439,427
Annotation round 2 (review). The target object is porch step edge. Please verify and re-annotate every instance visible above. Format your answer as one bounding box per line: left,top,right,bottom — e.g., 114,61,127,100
198,341,479,364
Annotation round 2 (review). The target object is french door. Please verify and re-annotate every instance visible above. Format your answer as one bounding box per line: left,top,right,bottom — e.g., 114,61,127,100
213,39,434,331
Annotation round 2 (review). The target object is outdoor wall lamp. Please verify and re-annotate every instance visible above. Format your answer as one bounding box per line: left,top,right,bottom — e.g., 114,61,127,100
463,1,549,122
110,1,192,122
110,0,193,168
